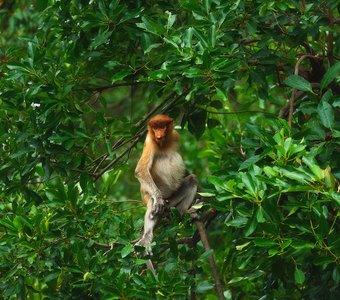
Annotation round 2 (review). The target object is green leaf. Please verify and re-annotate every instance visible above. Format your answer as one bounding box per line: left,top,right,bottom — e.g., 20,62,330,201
236,241,250,250
197,192,215,197
320,62,340,90
302,156,324,180
91,30,112,49
35,0,48,11
294,267,305,284
200,249,213,259
166,12,176,30
188,109,207,139
192,28,209,48
208,25,216,48
244,215,257,236
256,206,266,223
253,238,277,247
195,281,214,293
111,69,131,84
318,100,334,129
278,168,310,183
121,244,133,258
239,155,261,171
184,27,193,48
241,173,256,196
284,75,313,92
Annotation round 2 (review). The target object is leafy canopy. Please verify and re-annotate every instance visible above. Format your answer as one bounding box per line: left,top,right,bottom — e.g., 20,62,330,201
0,0,339,299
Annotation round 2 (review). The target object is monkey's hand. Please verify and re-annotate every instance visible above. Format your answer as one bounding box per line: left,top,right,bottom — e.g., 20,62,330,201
151,194,165,217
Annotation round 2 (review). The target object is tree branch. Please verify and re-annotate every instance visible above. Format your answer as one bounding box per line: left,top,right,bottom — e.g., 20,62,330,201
193,216,224,300
288,54,317,127
81,81,148,93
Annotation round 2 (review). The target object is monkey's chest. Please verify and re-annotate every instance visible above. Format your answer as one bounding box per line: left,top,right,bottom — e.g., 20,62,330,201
150,152,186,198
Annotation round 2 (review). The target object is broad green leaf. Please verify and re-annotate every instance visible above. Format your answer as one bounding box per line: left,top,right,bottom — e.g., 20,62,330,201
241,173,256,195
244,215,257,236
321,89,332,103
302,156,324,180
121,244,133,258
294,267,305,284
268,248,280,256
200,249,213,259
163,36,179,50
253,238,277,247
228,216,248,227
331,192,340,205
239,155,261,171
208,25,216,48
284,75,313,92
256,206,266,223
184,27,193,48
278,168,310,183
208,176,225,190
91,30,112,49
228,276,245,284
333,98,340,107
166,12,176,30
35,0,48,11
111,69,131,83
192,28,209,48
318,100,334,129
195,281,214,293
320,62,340,89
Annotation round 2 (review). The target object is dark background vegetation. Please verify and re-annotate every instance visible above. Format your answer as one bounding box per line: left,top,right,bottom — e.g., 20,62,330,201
0,0,339,299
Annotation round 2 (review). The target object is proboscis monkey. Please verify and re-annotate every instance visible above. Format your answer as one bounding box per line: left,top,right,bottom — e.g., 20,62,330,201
135,114,198,249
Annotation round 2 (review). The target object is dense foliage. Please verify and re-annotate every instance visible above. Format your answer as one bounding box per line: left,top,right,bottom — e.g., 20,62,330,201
0,0,339,299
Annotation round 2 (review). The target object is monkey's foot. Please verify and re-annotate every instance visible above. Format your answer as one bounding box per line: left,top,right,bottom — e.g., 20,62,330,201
187,207,200,220
135,237,153,255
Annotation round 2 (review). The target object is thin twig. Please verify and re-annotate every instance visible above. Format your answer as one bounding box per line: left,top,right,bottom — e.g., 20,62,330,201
93,131,146,180
204,109,277,117
79,81,148,93
288,54,316,127
328,10,334,65
135,91,177,128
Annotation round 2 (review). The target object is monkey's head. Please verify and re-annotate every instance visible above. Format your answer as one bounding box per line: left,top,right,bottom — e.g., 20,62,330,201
148,114,174,147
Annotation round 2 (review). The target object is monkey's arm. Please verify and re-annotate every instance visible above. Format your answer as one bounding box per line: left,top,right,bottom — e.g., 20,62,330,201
135,142,164,216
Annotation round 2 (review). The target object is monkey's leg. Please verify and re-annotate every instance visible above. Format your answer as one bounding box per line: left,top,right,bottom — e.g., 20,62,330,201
136,199,158,253
167,174,198,213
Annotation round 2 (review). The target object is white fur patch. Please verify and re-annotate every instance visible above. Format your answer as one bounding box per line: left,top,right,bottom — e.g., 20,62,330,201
150,151,186,198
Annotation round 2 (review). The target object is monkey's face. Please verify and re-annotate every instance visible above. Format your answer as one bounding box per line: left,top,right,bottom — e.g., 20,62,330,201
152,126,167,146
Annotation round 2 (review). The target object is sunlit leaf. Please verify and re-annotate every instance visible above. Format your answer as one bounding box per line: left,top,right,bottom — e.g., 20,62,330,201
284,75,313,92
320,62,340,90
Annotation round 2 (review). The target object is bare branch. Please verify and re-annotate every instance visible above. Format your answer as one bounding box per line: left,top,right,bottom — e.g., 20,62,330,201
192,216,224,300
81,81,148,93
288,54,317,127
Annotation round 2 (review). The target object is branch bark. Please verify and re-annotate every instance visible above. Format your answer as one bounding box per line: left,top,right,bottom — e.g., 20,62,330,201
193,217,225,300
